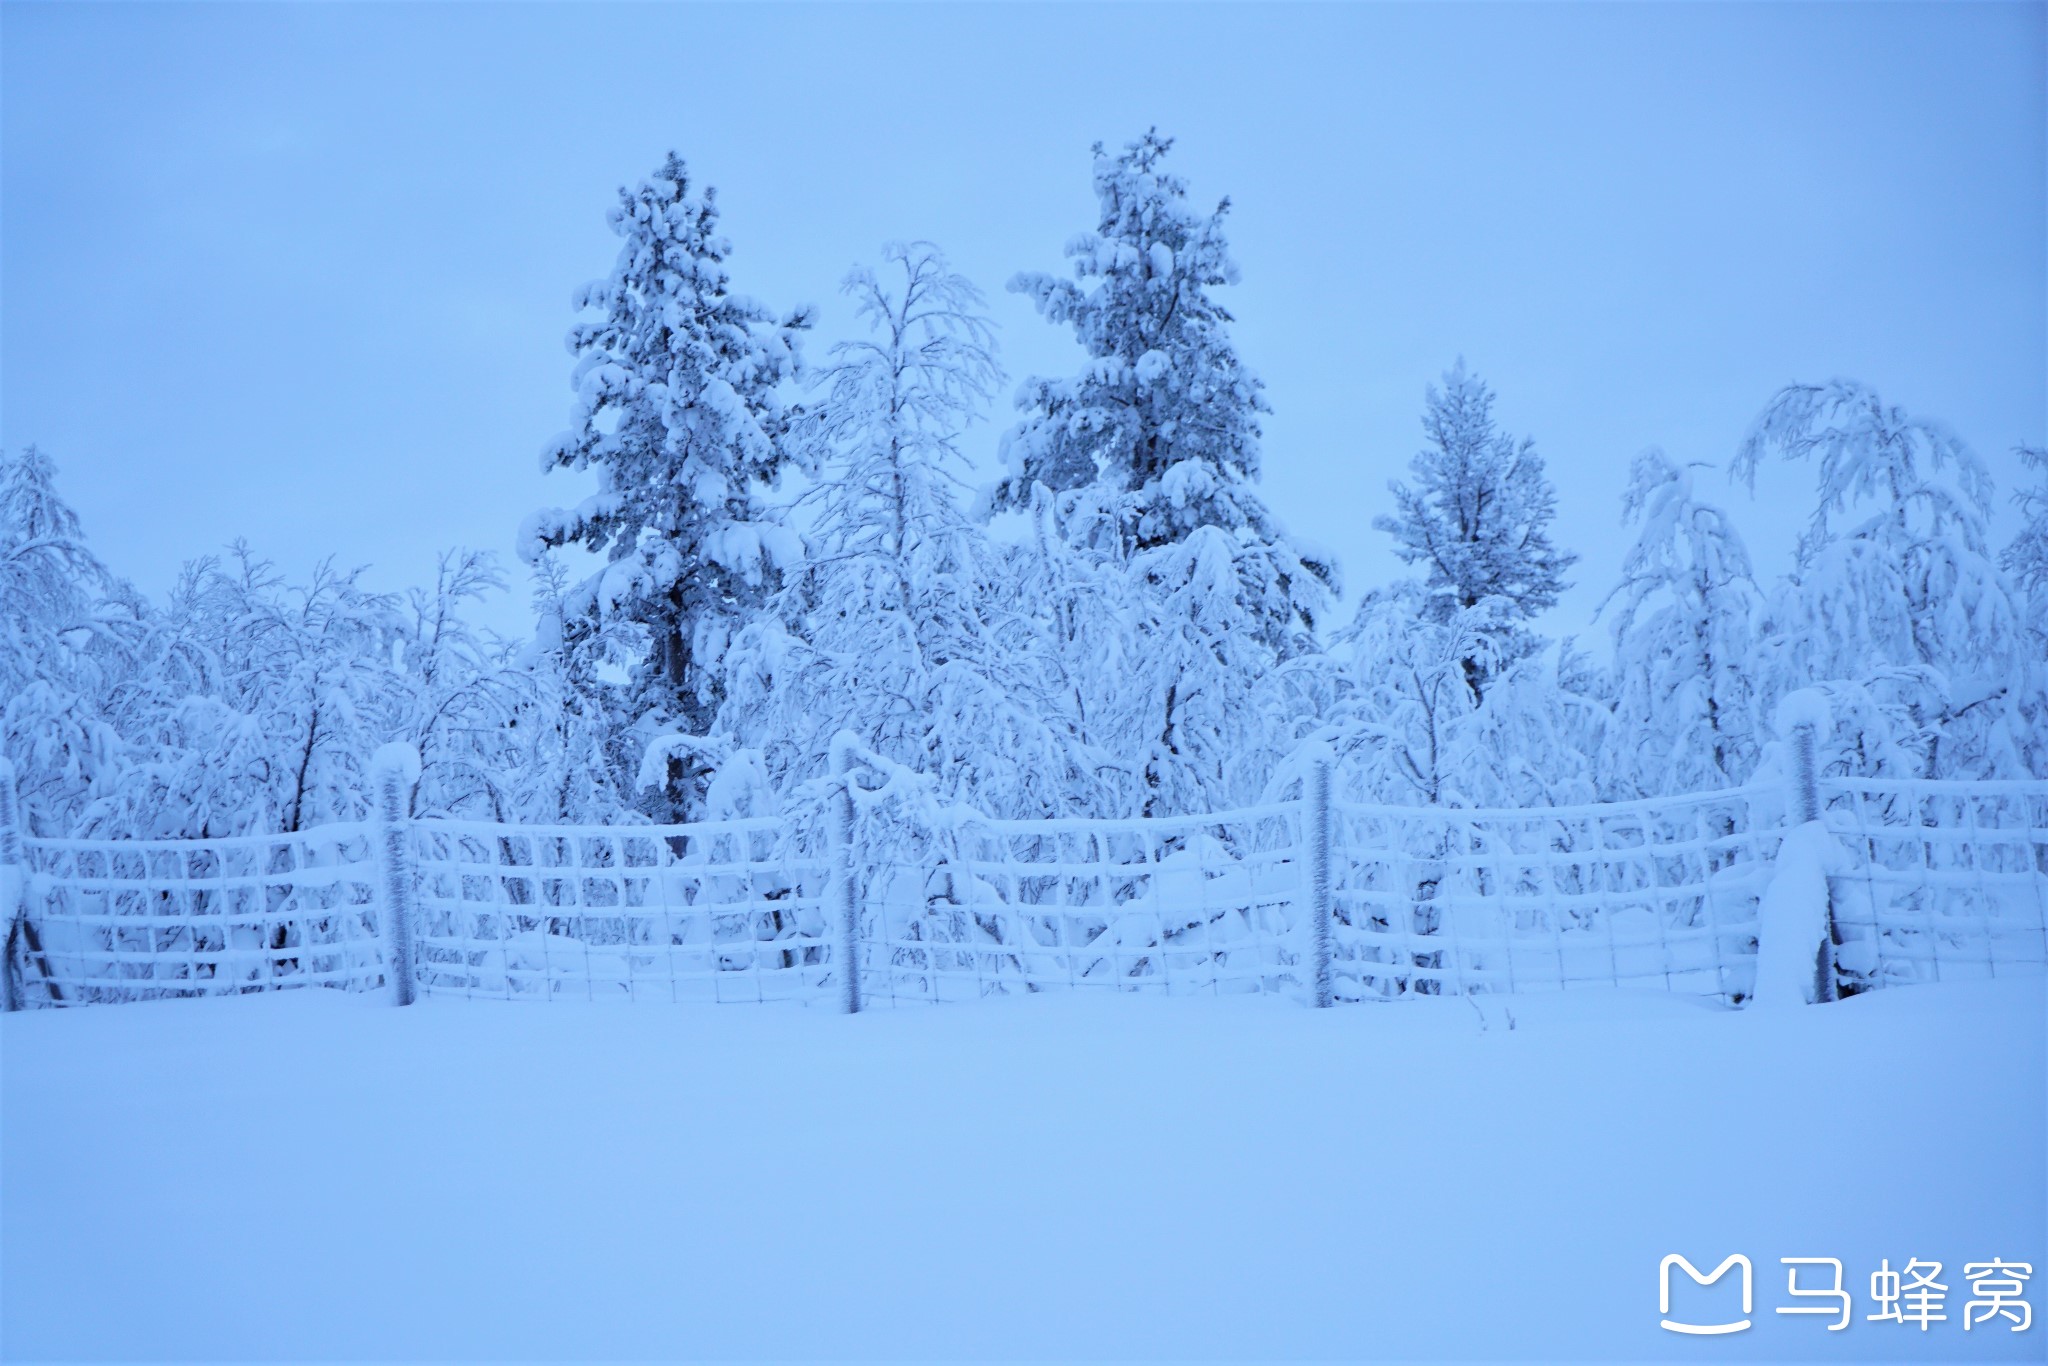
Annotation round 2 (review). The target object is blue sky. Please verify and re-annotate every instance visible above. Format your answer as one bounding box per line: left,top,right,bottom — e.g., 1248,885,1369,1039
4,2,2042,645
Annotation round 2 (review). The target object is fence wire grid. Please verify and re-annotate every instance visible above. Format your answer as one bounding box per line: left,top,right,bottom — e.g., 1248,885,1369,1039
7,766,2045,1011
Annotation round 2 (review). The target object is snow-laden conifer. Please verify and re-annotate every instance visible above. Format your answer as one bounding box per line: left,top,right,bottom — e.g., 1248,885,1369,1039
991,130,1334,647
523,152,810,818
1374,362,1575,701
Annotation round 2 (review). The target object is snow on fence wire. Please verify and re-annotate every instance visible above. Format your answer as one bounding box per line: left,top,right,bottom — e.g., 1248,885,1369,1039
1821,778,2048,990
2,753,2044,1012
1328,785,1777,1002
409,818,833,1002
5,823,384,1007
849,802,1311,1005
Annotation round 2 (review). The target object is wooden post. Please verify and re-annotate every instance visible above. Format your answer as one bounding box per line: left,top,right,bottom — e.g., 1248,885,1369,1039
1310,755,1334,1008
830,746,861,1015
370,744,421,1007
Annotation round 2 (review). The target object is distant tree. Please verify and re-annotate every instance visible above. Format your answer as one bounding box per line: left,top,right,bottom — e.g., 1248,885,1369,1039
137,546,403,836
522,152,810,819
392,550,538,821
2003,444,2048,776
1375,362,1575,701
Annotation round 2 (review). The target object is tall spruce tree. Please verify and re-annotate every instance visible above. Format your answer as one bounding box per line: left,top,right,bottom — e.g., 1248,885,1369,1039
1375,362,1575,701
522,153,810,818
991,129,1334,646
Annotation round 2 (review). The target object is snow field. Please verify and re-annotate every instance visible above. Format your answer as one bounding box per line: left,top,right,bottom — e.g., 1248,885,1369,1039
3,978,2041,1362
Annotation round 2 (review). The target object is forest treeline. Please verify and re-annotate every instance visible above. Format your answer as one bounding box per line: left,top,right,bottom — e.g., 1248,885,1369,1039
5,132,2044,839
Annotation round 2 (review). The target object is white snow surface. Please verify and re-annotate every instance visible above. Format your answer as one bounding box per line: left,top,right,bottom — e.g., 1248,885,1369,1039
3,981,2041,1362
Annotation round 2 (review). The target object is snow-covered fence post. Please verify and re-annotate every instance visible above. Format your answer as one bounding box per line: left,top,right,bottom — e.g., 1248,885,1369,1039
370,743,421,1007
1789,718,1821,829
0,758,25,1012
1309,753,1334,1008
1755,692,1841,1006
830,738,861,1015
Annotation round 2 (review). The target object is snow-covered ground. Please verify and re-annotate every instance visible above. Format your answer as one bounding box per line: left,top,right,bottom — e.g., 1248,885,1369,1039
3,981,2042,1362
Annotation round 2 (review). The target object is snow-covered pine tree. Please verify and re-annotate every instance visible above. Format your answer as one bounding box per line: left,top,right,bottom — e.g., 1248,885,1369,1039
718,243,1094,819
989,132,1338,815
989,129,1335,649
1599,449,1765,795
1734,380,2035,778
522,153,810,819
1374,362,1575,702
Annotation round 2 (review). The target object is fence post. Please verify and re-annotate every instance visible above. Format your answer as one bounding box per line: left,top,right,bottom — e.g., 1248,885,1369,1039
370,744,421,1007
1788,719,1839,1003
1310,754,1334,1008
830,744,861,1015
1789,721,1821,828
1759,691,1837,1006
0,758,24,1012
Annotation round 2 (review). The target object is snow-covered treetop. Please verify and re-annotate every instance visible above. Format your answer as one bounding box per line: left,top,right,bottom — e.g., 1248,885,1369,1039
1604,448,1756,641
990,131,1336,651
1733,378,1995,560
1371,363,1574,698
802,241,1001,561
526,150,811,573
992,131,1271,544
1377,362,1575,627
0,445,143,695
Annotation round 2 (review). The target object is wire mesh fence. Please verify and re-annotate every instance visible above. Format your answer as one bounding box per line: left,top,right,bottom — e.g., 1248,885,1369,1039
1331,786,1778,1002
9,825,384,1007
410,818,833,1002
852,803,1310,1005
1822,777,2048,990
5,763,2045,1011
